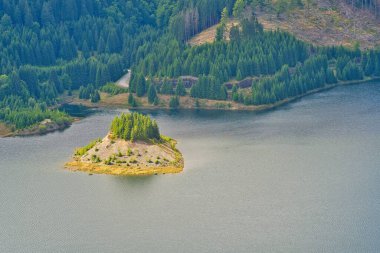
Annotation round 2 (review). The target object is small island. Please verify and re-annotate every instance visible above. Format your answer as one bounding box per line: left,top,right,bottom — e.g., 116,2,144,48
65,112,184,176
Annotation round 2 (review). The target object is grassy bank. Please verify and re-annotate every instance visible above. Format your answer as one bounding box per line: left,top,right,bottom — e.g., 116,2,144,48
65,161,183,176
65,77,380,112
4,77,375,138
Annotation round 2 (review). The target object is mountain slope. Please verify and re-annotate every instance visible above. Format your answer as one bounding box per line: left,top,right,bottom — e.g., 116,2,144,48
257,0,380,48
189,0,380,48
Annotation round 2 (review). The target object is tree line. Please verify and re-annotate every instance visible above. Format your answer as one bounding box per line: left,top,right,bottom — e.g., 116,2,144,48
0,0,237,129
0,0,164,129
1,0,380,129
110,113,160,142
129,6,380,107
132,15,308,83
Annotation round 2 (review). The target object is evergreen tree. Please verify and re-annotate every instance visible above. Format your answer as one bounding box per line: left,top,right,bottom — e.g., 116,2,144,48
41,2,55,25
160,80,174,94
215,25,224,41
136,74,147,97
110,113,160,142
229,25,241,42
91,90,101,103
147,84,158,104
128,92,137,107
169,96,180,108
175,80,187,96
233,0,245,19
216,7,229,41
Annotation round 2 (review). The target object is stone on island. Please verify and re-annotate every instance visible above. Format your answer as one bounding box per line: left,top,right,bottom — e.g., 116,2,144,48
65,112,183,176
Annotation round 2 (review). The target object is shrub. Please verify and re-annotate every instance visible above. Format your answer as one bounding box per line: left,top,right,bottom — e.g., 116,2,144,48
75,139,101,156
100,83,128,95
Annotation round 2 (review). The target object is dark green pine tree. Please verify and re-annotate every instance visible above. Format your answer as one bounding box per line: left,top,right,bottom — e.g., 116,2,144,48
219,84,228,100
91,90,101,103
215,25,224,42
49,71,63,93
41,2,55,25
128,92,137,107
136,74,146,97
97,37,106,53
106,29,121,53
110,113,160,142
229,25,241,42
175,79,186,96
160,80,174,94
169,96,180,108
147,84,158,104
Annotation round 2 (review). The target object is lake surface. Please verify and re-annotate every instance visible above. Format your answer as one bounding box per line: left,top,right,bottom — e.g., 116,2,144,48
1,82,380,253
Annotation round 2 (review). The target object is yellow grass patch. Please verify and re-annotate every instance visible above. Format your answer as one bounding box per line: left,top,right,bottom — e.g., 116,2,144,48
65,134,184,176
65,160,183,176
188,20,239,46
0,123,12,137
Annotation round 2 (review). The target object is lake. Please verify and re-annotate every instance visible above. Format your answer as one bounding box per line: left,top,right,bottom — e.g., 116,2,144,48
1,82,379,252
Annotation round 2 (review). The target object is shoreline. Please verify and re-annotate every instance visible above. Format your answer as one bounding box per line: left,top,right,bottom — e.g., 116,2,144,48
67,77,380,112
0,123,12,137
2,77,378,138
65,161,183,176
65,134,184,176
1,120,73,138
247,77,380,113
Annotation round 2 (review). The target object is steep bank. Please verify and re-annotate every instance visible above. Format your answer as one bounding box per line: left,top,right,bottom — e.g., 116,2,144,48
256,1,380,49
189,1,380,48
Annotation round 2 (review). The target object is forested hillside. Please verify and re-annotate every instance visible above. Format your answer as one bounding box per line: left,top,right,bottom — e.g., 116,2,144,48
130,2,380,106
0,0,157,129
189,0,380,48
255,0,380,48
0,0,379,132
0,0,232,130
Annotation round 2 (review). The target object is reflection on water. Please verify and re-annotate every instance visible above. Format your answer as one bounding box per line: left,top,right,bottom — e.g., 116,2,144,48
112,175,156,188
59,104,96,117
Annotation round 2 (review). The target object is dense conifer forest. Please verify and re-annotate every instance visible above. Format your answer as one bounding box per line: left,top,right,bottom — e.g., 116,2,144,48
0,0,234,130
110,112,160,142
0,0,379,131
130,6,380,106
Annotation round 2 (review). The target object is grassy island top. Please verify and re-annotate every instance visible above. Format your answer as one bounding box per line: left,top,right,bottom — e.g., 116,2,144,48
110,112,160,142
66,112,184,176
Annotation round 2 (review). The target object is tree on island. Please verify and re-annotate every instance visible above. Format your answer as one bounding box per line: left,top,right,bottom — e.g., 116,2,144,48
110,113,160,142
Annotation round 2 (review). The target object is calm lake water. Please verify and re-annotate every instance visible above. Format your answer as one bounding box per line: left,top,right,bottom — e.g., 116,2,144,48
1,82,380,252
